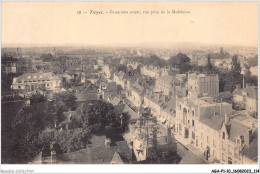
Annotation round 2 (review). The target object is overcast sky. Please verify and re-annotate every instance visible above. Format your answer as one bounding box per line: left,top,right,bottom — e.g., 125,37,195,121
2,1,258,47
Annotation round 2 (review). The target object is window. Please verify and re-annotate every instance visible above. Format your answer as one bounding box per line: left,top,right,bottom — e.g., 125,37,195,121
222,132,225,140
192,131,195,140
234,148,239,158
192,120,195,127
192,110,195,116
18,86,21,89
228,145,232,155
222,153,225,162
228,157,232,164
222,142,225,150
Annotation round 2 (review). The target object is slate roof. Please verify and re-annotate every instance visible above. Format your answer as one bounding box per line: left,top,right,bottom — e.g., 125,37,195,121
76,93,99,102
229,119,250,144
40,138,131,164
110,96,121,106
106,82,117,92
179,150,208,164
199,114,225,131
242,130,258,162
233,86,258,100
114,104,140,120
14,71,55,83
158,75,175,86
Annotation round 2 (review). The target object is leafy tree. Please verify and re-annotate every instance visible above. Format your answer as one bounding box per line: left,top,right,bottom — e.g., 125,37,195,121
205,54,214,73
52,92,77,111
41,54,54,62
224,55,243,92
30,93,46,105
77,101,117,134
56,128,91,153
10,101,56,163
168,53,191,73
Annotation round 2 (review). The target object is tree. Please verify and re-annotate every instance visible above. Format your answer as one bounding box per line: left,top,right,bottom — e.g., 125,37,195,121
10,101,56,163
168,53,191,73
205,54,214,73
77,101,117,134
52,92,77,111
224,55,243,92
56,128,91,153
41,54,54,62
30,93,46,105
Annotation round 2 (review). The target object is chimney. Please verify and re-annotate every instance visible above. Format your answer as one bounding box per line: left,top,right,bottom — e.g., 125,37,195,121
105,138,111,148
225,114,230,125
166,127,172,144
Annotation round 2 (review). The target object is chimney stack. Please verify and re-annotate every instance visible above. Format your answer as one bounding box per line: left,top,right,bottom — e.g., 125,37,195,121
225,114,230,125
105,138,111,148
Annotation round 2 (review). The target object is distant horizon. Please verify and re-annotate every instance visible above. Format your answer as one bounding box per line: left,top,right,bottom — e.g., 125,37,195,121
1,41,258,49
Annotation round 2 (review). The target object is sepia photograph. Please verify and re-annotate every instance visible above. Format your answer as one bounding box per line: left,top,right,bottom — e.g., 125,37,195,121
1,0,259,173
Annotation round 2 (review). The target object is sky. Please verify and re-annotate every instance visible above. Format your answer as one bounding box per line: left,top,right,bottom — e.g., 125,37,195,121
1,1,258,47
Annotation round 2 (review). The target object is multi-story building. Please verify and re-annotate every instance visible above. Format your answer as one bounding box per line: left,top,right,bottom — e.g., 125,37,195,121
219,110,258,164
140,65,170,79
233,84,258,118
154,75,175,96
113,71,127,89
12,71,62,95
176,96,233,162
103,65,112,79
127,80,145,108
187,73,219,99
